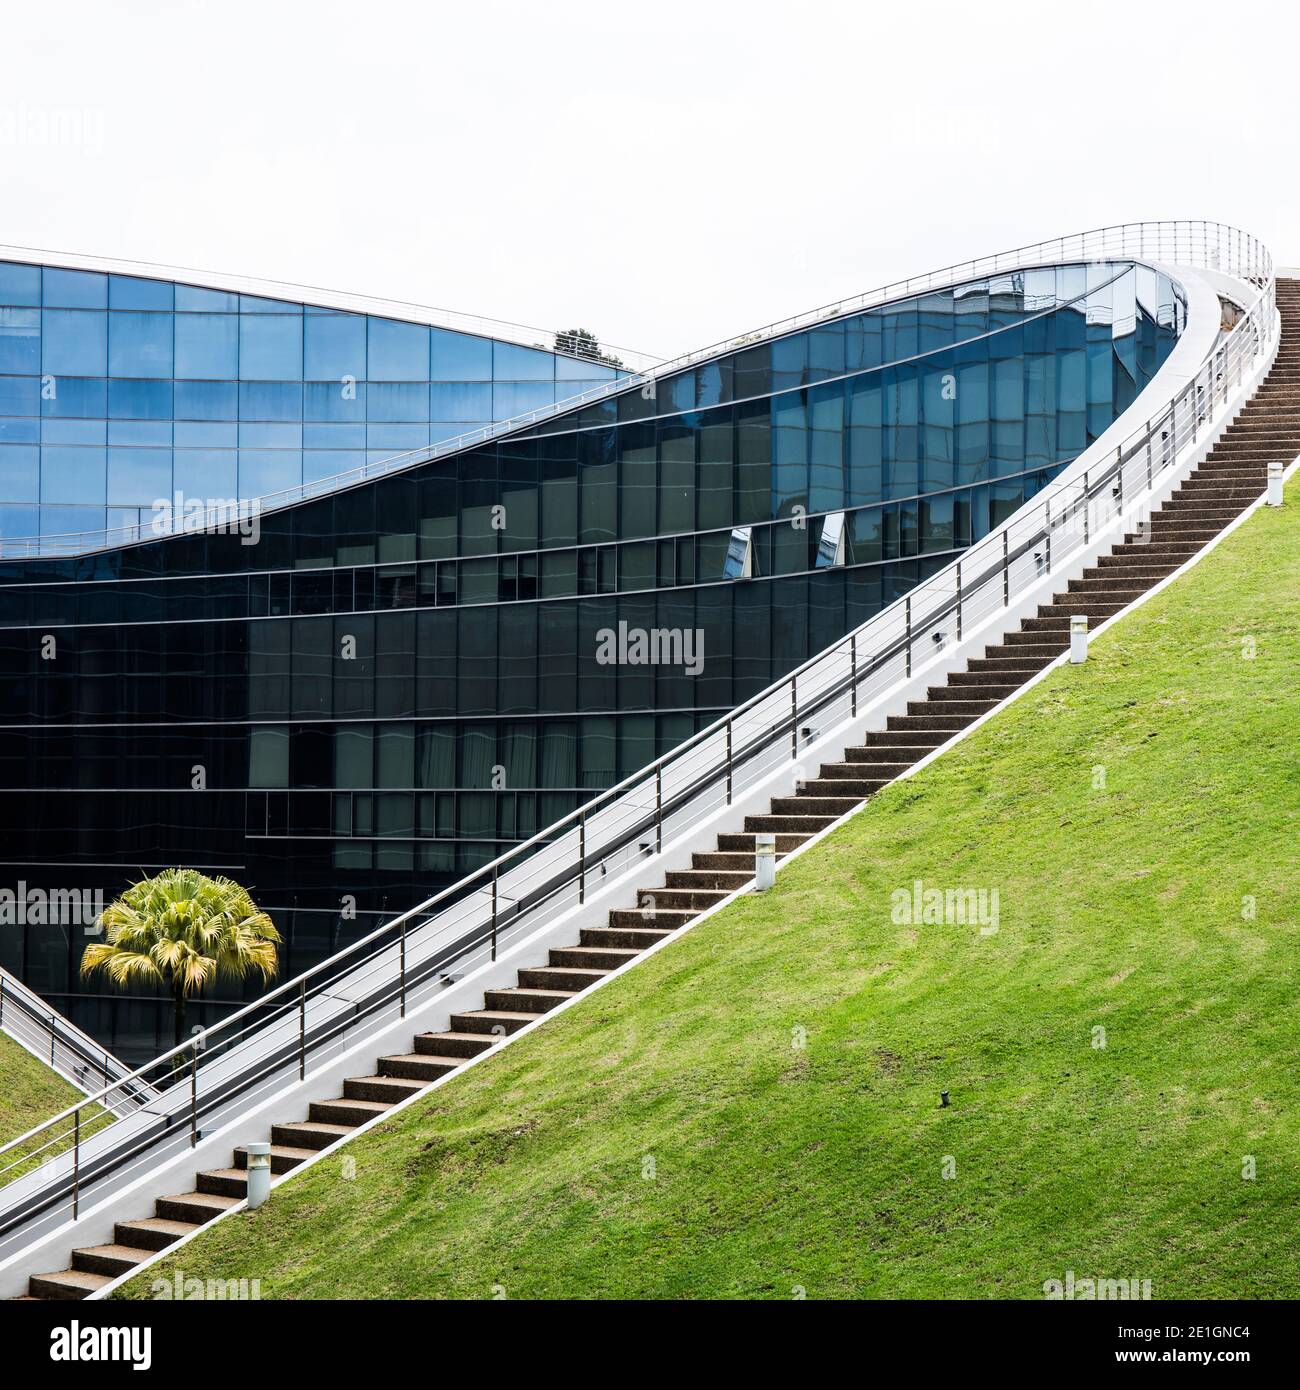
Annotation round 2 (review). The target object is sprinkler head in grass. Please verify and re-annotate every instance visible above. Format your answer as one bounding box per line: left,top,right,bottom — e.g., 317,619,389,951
940,1090,950,1108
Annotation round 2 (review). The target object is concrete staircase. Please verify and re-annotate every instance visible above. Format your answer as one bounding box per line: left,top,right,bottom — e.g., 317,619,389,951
19,281,1295,1300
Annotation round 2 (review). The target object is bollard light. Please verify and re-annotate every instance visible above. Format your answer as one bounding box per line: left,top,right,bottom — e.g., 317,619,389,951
245,1141,272,1210
755,833,776,892
1267,461,1284,507
1069,614,1088,664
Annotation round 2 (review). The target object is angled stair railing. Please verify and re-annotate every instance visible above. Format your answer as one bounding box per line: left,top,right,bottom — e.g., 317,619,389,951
0,968,148,1117
0,222,1275,1265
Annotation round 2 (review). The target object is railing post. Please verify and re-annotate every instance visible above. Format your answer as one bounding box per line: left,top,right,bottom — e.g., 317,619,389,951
578,810,587,901
298,982,306,1081
655,766,663,854
190,1045,199,1147
1115,448,1123,515
1082,470,1089,545
905,597,912,676
72,1107,80,1218
50,1012,56,1065
1002,531,1009,606
0,974,5,1028
491,866,499,963
399,916,407,1015
955,560,962,641
850,634,858,717
725,720,733,804
790,677,798,759
1044,499,1052,571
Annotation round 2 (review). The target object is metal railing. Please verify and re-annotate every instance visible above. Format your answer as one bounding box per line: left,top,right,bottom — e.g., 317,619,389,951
0,220,1239,560
0,967,149,1117
0,240,662,370
0,221,1275,1259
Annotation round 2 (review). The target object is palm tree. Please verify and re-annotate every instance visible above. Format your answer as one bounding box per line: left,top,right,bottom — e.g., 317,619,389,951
81,869,281,1052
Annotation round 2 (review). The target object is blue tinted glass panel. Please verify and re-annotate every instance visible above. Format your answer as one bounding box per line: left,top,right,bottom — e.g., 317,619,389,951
107,447,173,503
239,315,302,380
0,263,41,307
240,382,302,421
108,378,173,419
304,313,366,381
0,505,40,534
109,275,173,310
303,422,366,448
430,329,492,381
40,446,107,502
304,381,366,422
174,312,238,379
556,355,616,381
493,382,553,416
238,450,301,496
42,269,107,309
42,419,104,445
367,382,427,421
239,294,299,314
174,381,238,420
0,307,40,372
430,382,492,421
40,376,105,418
494,343,554,381
0,376,39,415
109,312,174,377
174,449,238,497
42,310,107,375
0,445,39,501
40,504,105,534
368,318,428,381
109,420,171,446
175,284,238,312
304,449,365,482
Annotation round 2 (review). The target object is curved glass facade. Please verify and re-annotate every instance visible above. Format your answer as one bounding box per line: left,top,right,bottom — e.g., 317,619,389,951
0,260,1185,1058
0,258,625,545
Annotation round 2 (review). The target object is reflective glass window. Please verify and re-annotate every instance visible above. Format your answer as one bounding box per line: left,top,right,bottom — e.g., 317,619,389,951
368,318,428,381
42,268,107,308
175,313,238,379
109,312,173,377
239,314,303,380
42,309,107,375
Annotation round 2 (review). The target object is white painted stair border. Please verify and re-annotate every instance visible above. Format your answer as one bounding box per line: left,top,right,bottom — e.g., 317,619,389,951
47,313,1286,1303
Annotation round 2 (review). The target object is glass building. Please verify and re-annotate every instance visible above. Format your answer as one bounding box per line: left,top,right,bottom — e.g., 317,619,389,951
0,258,1185,1058
0,257,626,545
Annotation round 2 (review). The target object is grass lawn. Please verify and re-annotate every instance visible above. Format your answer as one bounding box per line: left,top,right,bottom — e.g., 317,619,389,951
117,481,1300,1300
0,1031,85,1153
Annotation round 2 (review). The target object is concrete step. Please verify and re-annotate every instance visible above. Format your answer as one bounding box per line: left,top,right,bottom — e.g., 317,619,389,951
635,887,728,911
378,1052,463,1082
308,1096,393,1127
843,743,929,763
516,965,610,993
581,924,676,948
342,1075,427,1105
665,868,752,890
1001,631,1069,650
885,712,975,731
796,778,885,798
114,1217,198,1252
906,697,999,716
609,907,695,929
27,1269,113,1300
233,1143,316,1175
71,1243,152,1278
943,669,1031,688
414,1030,496,1058
154,1191,242,1224
742,813,839,833
271,1120,354,1150
550,945,642,970
449,1009,540,1036
713,832,809,853
776,795,869,815
817,762,899,783
862,728,949,746
196,1167,249,1199
483,985,578,1013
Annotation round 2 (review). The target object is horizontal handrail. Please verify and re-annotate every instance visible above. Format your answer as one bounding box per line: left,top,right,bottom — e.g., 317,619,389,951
0,221,1275,1251
0,240,662,369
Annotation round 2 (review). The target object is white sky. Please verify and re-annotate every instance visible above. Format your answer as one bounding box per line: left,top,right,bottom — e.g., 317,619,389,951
2,0,1297,361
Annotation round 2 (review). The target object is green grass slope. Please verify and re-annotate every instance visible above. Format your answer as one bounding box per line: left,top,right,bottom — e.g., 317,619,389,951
0,1032,84,1150
119,482,1300,1300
